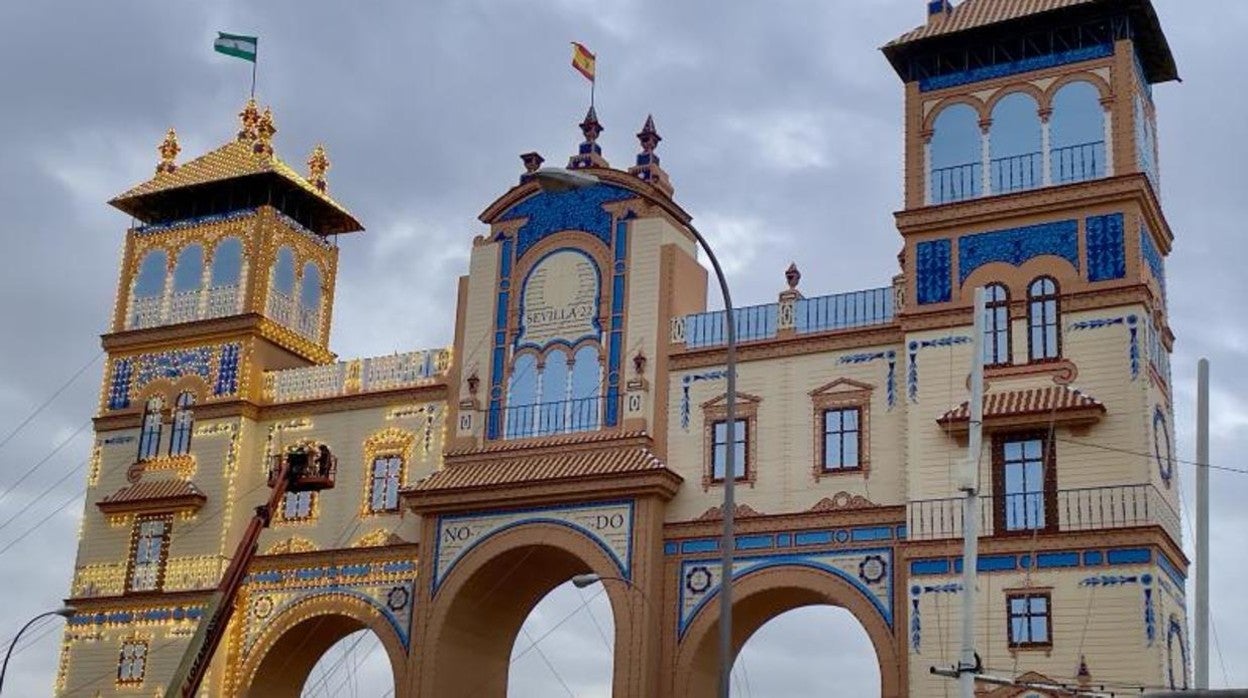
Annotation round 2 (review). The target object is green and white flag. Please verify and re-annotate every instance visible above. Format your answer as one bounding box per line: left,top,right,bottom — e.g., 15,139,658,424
214,32,257,62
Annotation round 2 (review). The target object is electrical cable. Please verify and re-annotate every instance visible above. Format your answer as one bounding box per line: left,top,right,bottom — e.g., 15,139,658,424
0,418,92,509
0,350,103,454
0,458,86,536
520,626,576,698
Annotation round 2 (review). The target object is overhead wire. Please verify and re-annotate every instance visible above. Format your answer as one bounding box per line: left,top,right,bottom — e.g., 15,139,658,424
0,350,103,454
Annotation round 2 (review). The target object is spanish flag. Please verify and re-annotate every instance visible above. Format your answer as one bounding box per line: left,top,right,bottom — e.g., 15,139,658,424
571,42,596,82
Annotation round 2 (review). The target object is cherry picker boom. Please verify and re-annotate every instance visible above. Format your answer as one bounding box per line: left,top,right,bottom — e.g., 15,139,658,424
164,443,337,698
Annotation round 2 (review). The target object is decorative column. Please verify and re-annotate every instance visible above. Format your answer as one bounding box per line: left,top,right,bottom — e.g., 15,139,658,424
1039,107,1053,186
1101,99,1115,176
778,263,802,338
979,118,992,196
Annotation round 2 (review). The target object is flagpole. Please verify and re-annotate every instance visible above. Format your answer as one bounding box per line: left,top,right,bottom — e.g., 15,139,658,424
590,77,595,109
250,59,257,98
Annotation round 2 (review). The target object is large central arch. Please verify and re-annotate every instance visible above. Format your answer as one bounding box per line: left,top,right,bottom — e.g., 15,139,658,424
673,565,905,698
416,521,652,697
236,594,407,698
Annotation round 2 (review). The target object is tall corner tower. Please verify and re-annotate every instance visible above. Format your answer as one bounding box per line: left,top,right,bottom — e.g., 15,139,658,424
57,101,362,696
882,0,1189,692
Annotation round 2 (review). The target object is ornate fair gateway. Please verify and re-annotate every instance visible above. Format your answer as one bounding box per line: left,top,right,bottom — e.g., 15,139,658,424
55,1,1187,695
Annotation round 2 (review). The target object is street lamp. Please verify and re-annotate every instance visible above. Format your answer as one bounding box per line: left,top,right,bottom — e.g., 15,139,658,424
534,167,738,698
0,605,75,694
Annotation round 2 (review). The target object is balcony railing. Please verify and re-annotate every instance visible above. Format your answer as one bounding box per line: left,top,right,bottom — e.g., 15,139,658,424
672,287,895,349
262,348,451,403
1052,140,1105,184
990,151,1042,194
930,161,982,205
502,395,604,439
128,285,242,330
906,483,1180,544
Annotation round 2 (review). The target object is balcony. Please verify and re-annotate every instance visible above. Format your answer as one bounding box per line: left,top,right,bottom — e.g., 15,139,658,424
262,348,450,404
929,140,1106,206
906,483,1180,544
670,286,895,349
500,395,604,439
128,284,241,330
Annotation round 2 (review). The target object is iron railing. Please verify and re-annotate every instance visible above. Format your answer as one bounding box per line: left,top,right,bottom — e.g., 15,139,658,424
907,483,1181,543
685,304,778,348
930,161,982,204
795,287,894,334
990,151,1042,194
1052,140,1105,184
503,395,604,439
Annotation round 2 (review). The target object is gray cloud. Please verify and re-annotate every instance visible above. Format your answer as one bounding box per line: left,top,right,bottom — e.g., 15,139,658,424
1,0,1245,694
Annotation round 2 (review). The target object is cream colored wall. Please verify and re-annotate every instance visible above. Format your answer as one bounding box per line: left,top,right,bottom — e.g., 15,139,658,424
57,625,196,696
907,565,1165,695
254,402,445,553
455,241,501,415
664,342,906,522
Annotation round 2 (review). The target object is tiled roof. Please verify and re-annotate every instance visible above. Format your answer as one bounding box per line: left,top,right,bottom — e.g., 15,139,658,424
97,479,206,513
412,443,668,491
444,430,651,457
886,0,1098,46
110,140,361,232
938,385,1105,424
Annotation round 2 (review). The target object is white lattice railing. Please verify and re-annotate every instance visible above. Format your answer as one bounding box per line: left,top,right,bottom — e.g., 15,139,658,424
205,285,240,318
128,284,242,329
297,305,321,341
267,290,295,326
263,348,451,403
168,289,201,324
130,296,162,329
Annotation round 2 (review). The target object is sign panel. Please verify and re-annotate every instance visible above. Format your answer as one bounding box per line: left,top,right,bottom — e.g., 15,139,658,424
434,500,633,591
518,249,600,349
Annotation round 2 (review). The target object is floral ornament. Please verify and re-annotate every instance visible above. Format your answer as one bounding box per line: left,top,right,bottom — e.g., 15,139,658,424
685,565,713,595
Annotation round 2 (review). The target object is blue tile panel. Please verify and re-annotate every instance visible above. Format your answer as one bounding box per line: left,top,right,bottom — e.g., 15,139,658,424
604,219,629,427
664,542,679,555
669,523,899,557
1157,552,1186,588
920,42,1114,92
912,546,1164,576
1086,213,1126,282
486,235,515,440
213,343,241,396
916,239,952,305
681,539,719,554
497,183,638,261
108,358,133,409
1140,225,1167,301
957,219,1079,285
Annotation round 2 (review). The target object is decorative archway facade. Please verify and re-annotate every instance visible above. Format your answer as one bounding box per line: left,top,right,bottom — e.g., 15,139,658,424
56,2,1190,696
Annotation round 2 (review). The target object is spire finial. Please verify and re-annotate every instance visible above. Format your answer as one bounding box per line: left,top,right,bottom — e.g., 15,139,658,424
568,106,609,169
254,107,277,156
155,128,181,175
237,98,261,141
307,144,330,192
628,113,674,195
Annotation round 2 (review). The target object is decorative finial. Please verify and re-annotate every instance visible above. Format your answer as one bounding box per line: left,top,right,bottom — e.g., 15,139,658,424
519,152,545,183
568,106,608,169
785,263,801,290
237,98,261,141
307,144,330,192
155,128,181,174
637,114,661,153
253,107,277,156
628,114,673,194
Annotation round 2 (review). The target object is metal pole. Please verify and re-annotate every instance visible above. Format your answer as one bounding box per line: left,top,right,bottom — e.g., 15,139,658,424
958,287,987,698
1194,358,1209,689
0,608,73,694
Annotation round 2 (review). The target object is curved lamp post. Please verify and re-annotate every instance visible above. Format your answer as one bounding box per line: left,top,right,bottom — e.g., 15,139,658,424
0,606,75,694
534,168,738,698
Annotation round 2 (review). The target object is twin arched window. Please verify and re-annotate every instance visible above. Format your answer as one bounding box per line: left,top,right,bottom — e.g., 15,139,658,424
1027,277,1061,362
506,345,603,438
137,397,164,461
168,392,195,456
983,283,1011,366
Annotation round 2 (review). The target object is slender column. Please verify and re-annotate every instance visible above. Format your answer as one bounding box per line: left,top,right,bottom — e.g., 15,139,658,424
979,120,992,196
1040,109,1053,186
1102,104,1115,176
1195,358,1210,688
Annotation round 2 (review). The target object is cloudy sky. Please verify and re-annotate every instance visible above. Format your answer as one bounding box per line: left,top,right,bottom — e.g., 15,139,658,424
1,0,1246,695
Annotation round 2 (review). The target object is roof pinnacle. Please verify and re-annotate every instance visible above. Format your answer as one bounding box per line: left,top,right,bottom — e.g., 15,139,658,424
155,128,181,175
237,98,261,141
253,107,277,157
627,113,673,195
307,144,330,192
568,105,608,170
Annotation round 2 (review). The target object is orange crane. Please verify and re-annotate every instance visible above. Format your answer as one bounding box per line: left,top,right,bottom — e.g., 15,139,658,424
164,443,337,698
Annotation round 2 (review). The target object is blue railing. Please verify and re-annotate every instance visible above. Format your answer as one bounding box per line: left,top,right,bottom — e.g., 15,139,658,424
685,304,779,348
991,151,1042,194
795,287,893,334
930,161,982,204
1052,140,1105,184
503,395,603,439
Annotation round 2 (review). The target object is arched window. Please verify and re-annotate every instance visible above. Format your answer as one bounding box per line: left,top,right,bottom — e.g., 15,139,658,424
569,345,602,430
1050,81,1106,183
1027,277,1061,361
505,353,539,439
990,92,1043,194
539,349,570,434
983,283,1011,366
929,103,982,204
210,237,244,286
137,396,163,461
172,244,204,293
168,392,195,456
133,250,168,298
298,262,323,339
272,247,296,296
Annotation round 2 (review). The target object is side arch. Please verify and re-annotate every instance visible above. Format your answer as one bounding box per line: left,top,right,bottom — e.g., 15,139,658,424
236,592,407,698
417,520,641,697
672,564,903,698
